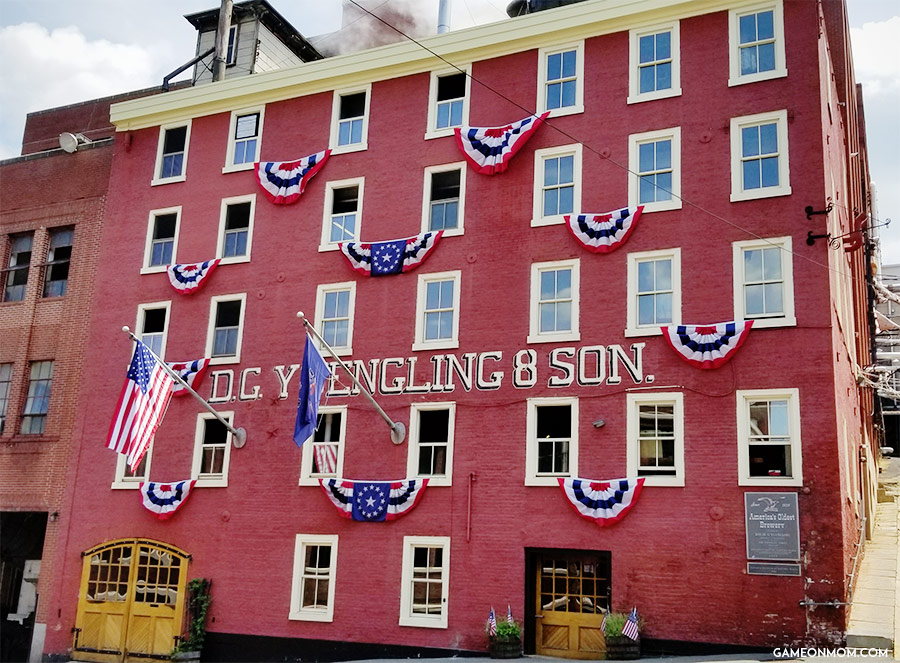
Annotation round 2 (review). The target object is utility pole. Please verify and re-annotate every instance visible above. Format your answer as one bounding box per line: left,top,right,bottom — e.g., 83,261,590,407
212,0,233,82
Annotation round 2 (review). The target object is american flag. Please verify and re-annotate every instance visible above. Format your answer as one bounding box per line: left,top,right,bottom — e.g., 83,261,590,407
622,607,639,640
488,606,497,636
507,604,514,625
107,340,174,471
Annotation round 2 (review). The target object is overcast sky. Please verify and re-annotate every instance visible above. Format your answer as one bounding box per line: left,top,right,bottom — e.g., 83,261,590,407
1,0,897,260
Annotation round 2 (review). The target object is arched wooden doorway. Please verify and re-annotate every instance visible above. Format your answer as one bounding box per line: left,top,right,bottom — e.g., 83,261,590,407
72,539,189,662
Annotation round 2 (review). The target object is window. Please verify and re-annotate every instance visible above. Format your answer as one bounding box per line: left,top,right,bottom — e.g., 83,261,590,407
112,443,151,489
529,259,580,344
290,534,338,622
136,302,170,359
299,407,346,485
0,363,11,434
628,22,681,103
152,121,191,185
625,249,681,337
216,195,255,264
728,2,786,86
730,110,791,201
21,360,52,435
626,392,684,487
413,271,461,351
532,144,582,226
142,208,181,273
224,108,264,172
3,233,33,302
206,294,246,364
330,86,370,154
42,227,74,298
737,388,802,486
320,179,364,251
407,403,455,487
226,24,238,66
628,128,681,212
526,397,578,486
422,163,466,236
191,411,233,487
733,237,795,328
314,283,356,356
399,536,450,628
425,68,470,139
537,42,584,117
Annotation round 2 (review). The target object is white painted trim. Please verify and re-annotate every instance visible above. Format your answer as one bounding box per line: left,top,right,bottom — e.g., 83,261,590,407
150,120,191,186
111,441,153,489
729,109,791,201
135,300,172,360
406,402,456,487
320,177,365,252
140,206,181,274
627,20,682,104
727,0,787,87
215,194,256,265
205,293,247,365
627,127,682,213
313,282,357,357
421,161,467,237
222,105,265,173
736,388,802,486
528,258,580,345
413,270,462,352
329,84,371,155
732,236,796,328
625,248,681,337
289,533,339,622
525,396,579,486
399,535,450,628
536,41,585,118
191,410,234,488
299,405,347,486
424,65,471,140
626,391,685,487
532,144,582,227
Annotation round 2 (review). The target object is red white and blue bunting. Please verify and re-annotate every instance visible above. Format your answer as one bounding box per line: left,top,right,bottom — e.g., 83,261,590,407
454,112,549,175
139,479,197,520
339,232,442,277
662,320,754,369
319,478,428,522
565,207,644,253
167,359,211,397
254,150,331,204
166,259,220,295
558,477,645,527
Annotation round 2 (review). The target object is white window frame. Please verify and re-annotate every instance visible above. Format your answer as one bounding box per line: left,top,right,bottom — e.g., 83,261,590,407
216,194,256,265
135,300,171,359
329,84,371,155
728,0,787,87
625,248,681,337
205,293,247,365
320,177,365,252
528,258,580,345
628,127,681,213
399,535,450,629
413,270,462,352
299,405,347,486
736,388,802,486
425,66,471,140
314,282,356,357
626,391,685,487
151,120,192,186
729,110,791,201
421,162,467,238
141,207,181,274
537,41,585,118
406,402,456,487
223,106,265,173
111,442,153,490
289,534,339,622
191,410,234,488
532,144,582,227
628,20,681,104
525,396,579,486
732,236,796,328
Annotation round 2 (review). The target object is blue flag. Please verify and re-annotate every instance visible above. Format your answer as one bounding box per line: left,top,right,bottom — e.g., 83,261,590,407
370,239,406,276
292,335,331,447
351,482,391,521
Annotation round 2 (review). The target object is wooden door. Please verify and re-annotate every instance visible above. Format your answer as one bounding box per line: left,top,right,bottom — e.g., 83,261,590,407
534,553,609,659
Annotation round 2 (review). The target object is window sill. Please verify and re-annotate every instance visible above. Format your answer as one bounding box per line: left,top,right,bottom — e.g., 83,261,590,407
743,315,796,329
209,355,241,366
194,478,229,488
399,617,448,629
635,199,681,214
289,611,334,623
424,128,458,141
330,143,368,156
728,68,788,87
318,344,352,357
140,265,169,275
318,244,342,253
426,227,463,238
531,215,568,228
150,175,186,187
730,185,792,202
299,476,337,487
413,340,459,352
542,105,584,119
738,476,802,487
419,477,452,487
111,481,143,490
527,332,580,345
627,88,682,105
222,163,255,174
638,475,684,487
1,434,59,447
218,255,251,266
624,326,665,338
525,475,572,487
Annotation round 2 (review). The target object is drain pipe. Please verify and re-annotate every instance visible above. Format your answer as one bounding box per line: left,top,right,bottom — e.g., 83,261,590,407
437,0,451,34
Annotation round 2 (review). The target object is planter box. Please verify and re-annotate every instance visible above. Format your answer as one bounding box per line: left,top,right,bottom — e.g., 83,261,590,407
489,636,521,659
172,651,201,662
604,635,640,660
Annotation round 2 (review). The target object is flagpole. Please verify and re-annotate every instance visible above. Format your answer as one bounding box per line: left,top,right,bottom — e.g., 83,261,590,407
296,312,406,445
121,326,248,448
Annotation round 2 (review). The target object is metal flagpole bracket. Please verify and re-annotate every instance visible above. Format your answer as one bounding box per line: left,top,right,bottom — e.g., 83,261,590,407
296,312,406,445
121,326,248,449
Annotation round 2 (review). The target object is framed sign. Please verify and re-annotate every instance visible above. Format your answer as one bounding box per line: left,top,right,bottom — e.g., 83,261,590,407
744,492,800,561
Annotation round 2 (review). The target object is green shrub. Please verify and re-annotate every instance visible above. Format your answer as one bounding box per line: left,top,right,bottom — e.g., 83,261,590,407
494,620,521,639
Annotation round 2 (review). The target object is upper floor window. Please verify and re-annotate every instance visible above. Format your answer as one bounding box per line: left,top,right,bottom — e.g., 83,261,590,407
0,363,12,434
226,24,238,66
330,86,370,154
538,42,584,117
224,108,264,172
413,271,461,351
407,403,455,487
733,237,795,328
426,69,470,139
629,22,681,103
315,282,356,356
737,388,802,486
525,397,578,486
625,248,681,337
532,144,582,226
299,407,346,485
628,128,681,212
626,392,684,487
152,122,191,185
137,301,170,359
192,411,233,487
3,233,33,302
730,110,791,201
321,179,363,251
423,163,466,236
21,360,53,435
217,195,255,264
42,226,74,298
528,259,580,344
399,536,450,629
112,442,151,489
728,2,787,85
206,294,246,364
142,208,180,273
290,534,338,622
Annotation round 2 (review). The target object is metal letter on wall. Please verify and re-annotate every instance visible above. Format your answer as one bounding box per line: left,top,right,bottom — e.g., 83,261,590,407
744,492,800,561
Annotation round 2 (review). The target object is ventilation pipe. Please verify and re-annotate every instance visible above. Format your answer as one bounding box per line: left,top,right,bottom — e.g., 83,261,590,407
212,0,233,81
438,0,451,34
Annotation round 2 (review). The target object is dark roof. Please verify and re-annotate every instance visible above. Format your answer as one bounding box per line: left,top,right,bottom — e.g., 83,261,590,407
184,0,322,62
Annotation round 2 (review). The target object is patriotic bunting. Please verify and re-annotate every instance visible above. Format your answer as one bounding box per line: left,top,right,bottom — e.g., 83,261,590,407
454,112,549,175
319,478,429,522
139,480,197,520
557,477,645,527
166,259,220,295
662,320,754,369
254,150,331,204
167,359,210,396
565,207,644,253
339,232,442,277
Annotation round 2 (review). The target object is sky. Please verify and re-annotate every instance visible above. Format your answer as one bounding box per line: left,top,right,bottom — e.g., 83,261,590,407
0,0,897,260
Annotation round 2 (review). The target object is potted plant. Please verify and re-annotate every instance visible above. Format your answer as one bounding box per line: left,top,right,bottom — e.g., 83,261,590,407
488,619,522,659
172,578,211,662
602,611,641,660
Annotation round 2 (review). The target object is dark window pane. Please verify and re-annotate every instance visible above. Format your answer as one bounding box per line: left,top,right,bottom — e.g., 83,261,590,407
431,170,460,201
332,186,359,214
437,73,466,101
153,214,177,239
419,409,449,442
163,127,186,154
203,417,229,445
340,93,366,119
225,202,251,230
215,300,242,327
143,308,167,334
536,405,571,438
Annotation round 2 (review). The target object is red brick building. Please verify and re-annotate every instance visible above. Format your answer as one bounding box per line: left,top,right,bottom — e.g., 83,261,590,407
40,0,877,660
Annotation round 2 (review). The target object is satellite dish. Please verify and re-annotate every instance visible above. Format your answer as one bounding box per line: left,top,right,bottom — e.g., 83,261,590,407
58,132,91,153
